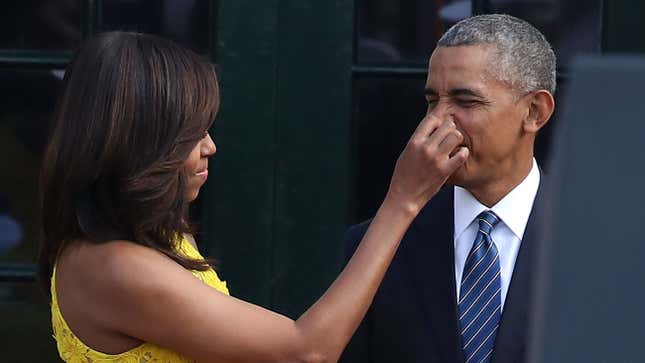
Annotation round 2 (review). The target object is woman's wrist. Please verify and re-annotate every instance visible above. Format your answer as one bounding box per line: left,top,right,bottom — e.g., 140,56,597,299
380,191,422,222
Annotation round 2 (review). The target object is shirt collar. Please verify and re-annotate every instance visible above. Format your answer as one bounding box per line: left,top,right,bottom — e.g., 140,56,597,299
454,158,541,240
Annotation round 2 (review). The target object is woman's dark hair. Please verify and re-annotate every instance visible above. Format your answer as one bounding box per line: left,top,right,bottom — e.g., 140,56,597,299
37,32,219,296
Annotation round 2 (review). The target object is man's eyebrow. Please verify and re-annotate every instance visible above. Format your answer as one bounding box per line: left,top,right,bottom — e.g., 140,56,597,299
423,87,437,96
449,88,485,98
423,88,486,99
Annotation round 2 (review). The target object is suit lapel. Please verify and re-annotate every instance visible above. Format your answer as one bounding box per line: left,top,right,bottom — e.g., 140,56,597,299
491,177,547,363
405,187,465,363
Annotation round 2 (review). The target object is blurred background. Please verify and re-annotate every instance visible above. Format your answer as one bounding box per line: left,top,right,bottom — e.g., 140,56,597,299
0,0,643,361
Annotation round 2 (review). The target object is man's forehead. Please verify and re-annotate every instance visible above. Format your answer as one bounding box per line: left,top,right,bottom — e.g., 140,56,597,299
428,44,495,65
425,71,491,95
426,45,501,92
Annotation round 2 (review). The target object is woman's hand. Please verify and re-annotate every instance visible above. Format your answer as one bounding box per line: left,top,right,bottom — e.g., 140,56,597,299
385,114,469,215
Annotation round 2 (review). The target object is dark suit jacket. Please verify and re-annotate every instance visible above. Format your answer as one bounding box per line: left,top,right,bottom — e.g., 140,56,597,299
339,181,546,363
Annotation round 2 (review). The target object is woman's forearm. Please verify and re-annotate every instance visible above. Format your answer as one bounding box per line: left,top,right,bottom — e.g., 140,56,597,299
293,195,418,363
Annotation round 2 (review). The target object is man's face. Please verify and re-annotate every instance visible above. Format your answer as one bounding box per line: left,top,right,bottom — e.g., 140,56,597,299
424,45,530,190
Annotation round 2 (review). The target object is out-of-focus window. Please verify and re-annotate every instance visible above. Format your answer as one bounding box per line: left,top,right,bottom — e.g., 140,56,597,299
0,69,63,264
356,0,471,65
0,0,81,51
100,0,211,54
484,0,602,65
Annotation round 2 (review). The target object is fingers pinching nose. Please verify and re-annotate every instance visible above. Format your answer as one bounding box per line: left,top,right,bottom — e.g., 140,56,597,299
446,115,461,137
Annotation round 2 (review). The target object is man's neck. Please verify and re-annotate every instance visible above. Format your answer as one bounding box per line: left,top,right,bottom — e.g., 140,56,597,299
467,157,535,207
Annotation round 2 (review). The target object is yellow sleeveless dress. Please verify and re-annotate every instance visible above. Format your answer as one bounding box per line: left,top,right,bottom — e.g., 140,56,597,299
50,237,229,363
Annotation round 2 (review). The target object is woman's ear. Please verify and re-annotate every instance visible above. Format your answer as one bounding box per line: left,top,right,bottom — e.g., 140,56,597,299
523,90,555,133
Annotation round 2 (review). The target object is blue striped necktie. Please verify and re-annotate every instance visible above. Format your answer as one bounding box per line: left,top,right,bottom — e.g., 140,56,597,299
458,210,502,363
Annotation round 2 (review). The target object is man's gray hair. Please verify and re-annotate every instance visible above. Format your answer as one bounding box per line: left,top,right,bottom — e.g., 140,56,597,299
437,14,556,94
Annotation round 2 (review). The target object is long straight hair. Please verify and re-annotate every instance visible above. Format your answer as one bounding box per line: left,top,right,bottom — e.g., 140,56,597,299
38,32,219,296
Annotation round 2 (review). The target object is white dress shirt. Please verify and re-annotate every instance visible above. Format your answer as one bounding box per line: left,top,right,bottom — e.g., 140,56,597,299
454,158,540,311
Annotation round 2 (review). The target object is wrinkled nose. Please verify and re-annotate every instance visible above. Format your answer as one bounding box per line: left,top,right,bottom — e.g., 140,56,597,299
427,99,455,122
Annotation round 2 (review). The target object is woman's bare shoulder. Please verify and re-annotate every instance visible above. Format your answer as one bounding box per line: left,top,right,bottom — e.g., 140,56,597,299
58,239,191,294
56,239,198,332
60,240,163,277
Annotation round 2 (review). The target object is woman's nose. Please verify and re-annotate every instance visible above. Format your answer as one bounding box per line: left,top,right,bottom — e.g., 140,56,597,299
202,132,216,156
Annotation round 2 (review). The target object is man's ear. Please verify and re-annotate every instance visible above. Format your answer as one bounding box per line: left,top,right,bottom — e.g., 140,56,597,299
523,90,555,133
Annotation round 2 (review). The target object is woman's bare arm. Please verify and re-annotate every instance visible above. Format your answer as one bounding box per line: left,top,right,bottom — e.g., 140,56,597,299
62,114,467,363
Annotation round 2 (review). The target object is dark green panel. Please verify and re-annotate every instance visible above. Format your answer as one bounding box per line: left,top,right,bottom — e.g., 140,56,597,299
603,0,645,53
0,282,59,362
81,0,98,37
203,0,279,307
208,0,219,60
271,0,354,317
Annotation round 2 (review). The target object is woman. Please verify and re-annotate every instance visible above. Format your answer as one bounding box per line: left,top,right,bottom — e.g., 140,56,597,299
38,32,467,363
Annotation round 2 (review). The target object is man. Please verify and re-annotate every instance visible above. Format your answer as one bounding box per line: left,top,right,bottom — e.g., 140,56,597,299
340,14,555,363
